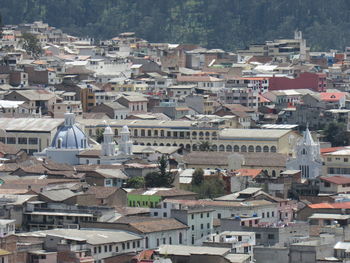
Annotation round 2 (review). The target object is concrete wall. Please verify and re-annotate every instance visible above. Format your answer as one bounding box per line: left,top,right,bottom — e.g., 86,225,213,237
254,246,289,263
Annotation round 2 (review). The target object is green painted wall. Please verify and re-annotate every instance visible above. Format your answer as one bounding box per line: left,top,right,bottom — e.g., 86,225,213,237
127,194,162,208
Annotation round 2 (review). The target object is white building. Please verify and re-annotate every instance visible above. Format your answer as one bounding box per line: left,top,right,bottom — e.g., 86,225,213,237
205,231,255,261
286,128,322,179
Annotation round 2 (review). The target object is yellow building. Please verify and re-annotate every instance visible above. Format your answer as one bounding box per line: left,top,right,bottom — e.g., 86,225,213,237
78,119,300,155
0,118,64,154
323,147,350,176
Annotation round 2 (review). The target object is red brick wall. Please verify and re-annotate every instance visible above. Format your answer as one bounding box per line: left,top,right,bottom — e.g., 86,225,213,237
269,72,327,92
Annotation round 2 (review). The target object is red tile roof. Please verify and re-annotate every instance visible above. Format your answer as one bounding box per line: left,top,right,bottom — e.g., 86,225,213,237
321,147,346,154
233,169,263,178
320,176,350,185
320,92,346,102
309,201,350,209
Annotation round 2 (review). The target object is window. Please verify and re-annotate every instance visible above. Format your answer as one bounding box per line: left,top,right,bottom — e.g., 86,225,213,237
7,137,15,144
126,242,130,249
218,213,221,219
272,211,274,217
29,138,38,144
192,235,194,245
200,213,203,218
256,233,261,239
154,212,158,216
104,245,107,252
191,214,194,220
94,247,97,254
115,246,119,252
18,137,27,144
145,237,149,248
201,224,203,229
133,241,135,248
163,212,167,217
262,213,265,218
268,234,274,240
122,243,125,250
207,213,210,217
163,238,166,244
345,158,349,162
137,240,140,247
157,239,159,246
98,246,101,253
267,212,270,218
238,236,242,241
179,233,183,244
191,225,194,231
169,237,172,244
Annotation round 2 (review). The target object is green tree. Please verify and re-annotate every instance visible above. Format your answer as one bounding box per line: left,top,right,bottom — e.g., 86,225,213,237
190,177,225,199
145,155,174,187
125,176,145,188
192,168,204,186
21,33,42,58
323,122,350,147
96,128,104,144
198,141,212,151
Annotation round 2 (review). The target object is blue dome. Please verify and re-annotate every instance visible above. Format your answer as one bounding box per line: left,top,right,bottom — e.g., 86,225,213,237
51,112,89,149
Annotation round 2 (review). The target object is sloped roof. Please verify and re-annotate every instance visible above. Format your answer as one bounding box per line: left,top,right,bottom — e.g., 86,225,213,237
320,176,350,185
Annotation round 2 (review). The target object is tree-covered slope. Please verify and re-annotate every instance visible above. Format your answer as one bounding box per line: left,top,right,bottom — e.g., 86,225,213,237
1,0,350,51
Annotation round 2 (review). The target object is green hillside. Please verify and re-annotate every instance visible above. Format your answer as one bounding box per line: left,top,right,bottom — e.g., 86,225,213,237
1,0,350,51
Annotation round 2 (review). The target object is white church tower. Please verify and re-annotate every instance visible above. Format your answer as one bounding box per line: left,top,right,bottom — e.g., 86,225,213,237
286,127,323,180
119,125,133,155
101,125,116,156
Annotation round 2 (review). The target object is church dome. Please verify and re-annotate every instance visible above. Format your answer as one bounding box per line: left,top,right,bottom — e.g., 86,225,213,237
51,112,89,149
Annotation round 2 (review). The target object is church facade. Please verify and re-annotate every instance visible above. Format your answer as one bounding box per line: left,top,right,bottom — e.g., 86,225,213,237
37,112,132,165
286,128,323,180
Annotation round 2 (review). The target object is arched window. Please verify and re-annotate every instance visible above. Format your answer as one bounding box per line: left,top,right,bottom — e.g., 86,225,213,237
192,144,198,151
234,145,240,152
226,145,232,152
57,138,63,149
134,130,138,137
302,148,307,155
199,132,204,137
192,131,197,138
256,146,262,152
241,145,247,152
271,146,277,153
272,170,276,177
141,129,145,137
145,237,149,248
160,143,164,146
248,145,254,152
166,143,171,146
205,132,210,137
219,145,225,152
146,143,151,146
185,144,191,150
212,145,218,151
147,130,152,137
263,146,269,152
173,143,178,146
153,143,158,146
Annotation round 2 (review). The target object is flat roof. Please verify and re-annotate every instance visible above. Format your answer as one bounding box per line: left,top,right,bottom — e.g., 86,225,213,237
219,128,291,139
158,245,230,256
25,211,93,217
0,118,63,132
17,228,141,245
309,213,350,220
